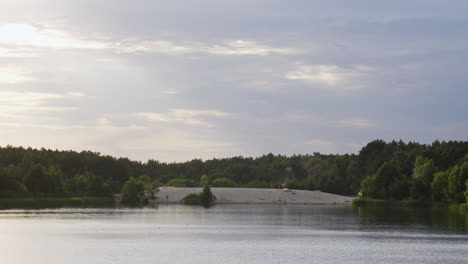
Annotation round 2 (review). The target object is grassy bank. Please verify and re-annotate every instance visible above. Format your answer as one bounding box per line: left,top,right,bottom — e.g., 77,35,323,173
0,197,114,209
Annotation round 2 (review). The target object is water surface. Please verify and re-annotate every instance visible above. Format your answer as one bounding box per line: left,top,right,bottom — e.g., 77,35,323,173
0,204,467,264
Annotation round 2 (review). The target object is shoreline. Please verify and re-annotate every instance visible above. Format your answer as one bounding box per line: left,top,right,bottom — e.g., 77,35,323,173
0,197,114,209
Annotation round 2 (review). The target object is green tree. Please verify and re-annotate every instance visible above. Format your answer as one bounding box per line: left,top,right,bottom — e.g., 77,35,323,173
120,177,147,206
445,163,468,203
431,171,449,202
64,173,88,196
145,181,160,199
199,184,216,207
464,180,468,204
138,175,151,184
24,164,50,194
410,157,436,200
200,174,209,186
0,167,24,196
360,161,408,200
211,178,237,187
346,160,361,194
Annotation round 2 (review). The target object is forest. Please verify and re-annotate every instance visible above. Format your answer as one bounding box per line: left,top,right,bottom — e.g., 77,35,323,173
0,140,467,204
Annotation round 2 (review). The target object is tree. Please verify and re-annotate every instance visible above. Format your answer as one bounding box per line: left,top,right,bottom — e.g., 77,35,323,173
0,167,24,196
464,180,468,204
360,161,408,200
410,157,436,200
145,181,160,199
211,178,237,187
138,175,151,184
24,164,50,194
120,177,147,206
346,160,361,194
200,174,209,186
199,184,216,207
431,171,449,202
65,173,88,196
445,163,468,203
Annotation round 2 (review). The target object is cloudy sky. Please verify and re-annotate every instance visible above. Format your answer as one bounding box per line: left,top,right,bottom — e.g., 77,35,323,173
0,0,467,161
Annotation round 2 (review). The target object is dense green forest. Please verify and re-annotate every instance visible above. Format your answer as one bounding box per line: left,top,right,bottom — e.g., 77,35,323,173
0,140,467,204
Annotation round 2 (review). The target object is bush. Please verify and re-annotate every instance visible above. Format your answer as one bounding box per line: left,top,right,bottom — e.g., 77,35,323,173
166,178,196,187
182,193,202,205
241,180,271,188
182,185,216,207
211,178,237,187
120,177,148,206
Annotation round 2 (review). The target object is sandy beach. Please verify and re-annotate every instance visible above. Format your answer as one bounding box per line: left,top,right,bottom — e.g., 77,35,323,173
154,187,354,204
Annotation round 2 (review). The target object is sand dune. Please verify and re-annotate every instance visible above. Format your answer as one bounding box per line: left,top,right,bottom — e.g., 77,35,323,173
154,187,354,204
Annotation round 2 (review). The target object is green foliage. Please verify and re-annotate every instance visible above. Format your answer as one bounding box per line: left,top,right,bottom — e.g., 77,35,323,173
0,167,25,196
200,184,216,206
410,156,436,200
431,171,449,202
182,193,202,205
64,171,110,197
211,178,237,187
120,177,147,206
445,163,468,203
200,174,209,186
145,181,160,199
137,175,152,184
24,164,64,194
360,162,408,200
465,180,468,204
182,184,216,207
240,180,271,188
0,140,466,203
166,178,196,187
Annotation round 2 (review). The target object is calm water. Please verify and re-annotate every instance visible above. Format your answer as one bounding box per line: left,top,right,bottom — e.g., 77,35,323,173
0,204,467,264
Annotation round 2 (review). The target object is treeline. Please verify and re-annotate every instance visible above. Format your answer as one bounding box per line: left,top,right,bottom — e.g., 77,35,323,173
0,140,467,201
360,157,468,204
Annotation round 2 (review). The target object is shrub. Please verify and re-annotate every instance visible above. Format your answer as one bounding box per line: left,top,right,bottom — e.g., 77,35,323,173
166,178,196,187
211,178,237,187
182,185,216,207
120,177,148,206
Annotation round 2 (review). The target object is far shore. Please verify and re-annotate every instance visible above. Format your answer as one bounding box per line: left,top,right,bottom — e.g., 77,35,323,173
154,187,354,204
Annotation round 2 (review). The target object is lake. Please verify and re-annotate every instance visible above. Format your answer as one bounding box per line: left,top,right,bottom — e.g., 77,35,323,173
0,204,467,264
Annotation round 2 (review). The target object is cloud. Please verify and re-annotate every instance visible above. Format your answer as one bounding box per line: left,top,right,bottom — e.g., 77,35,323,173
336,119,376,128
163,89,179,95
0,46,38,57
0,91,82,114
136,109,233,127
0,23,299,57
0,23,107,50
285,65,375,91
205,40,298,56
116,39,299,56
0,68,35,84
304,139,332,145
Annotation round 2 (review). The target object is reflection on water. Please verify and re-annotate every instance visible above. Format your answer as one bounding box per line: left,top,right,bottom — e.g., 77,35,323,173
0,204,467,264
354,205,468,233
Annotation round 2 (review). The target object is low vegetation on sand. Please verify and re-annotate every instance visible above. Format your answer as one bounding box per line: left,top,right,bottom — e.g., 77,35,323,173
182,185,216,207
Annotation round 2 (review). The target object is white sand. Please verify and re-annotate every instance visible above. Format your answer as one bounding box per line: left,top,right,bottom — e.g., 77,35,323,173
154,187,354,204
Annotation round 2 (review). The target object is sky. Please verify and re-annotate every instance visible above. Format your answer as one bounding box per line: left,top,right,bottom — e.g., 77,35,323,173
0,0,467,162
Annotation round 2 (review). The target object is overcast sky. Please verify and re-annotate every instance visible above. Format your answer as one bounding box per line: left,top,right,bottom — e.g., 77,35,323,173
0,0,467,161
